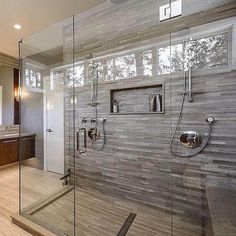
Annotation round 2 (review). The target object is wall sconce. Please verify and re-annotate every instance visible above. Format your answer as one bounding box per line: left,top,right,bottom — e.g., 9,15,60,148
14,87,20,102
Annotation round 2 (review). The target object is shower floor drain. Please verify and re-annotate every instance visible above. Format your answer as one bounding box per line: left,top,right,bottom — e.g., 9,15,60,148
117,213,137,236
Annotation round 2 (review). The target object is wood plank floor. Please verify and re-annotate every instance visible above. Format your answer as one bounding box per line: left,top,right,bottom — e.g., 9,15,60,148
20,163,62,210
0,163,62,236
0,164,31,236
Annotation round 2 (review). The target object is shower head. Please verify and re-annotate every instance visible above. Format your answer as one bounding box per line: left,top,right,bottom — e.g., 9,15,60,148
110,0,128,4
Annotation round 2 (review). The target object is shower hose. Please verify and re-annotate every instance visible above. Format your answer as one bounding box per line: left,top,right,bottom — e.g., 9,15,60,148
92,119,106,151
170,72,213,158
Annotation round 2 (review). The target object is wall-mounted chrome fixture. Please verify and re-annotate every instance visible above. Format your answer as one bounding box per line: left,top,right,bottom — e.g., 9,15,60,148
179,116,215,150
99,117,106,123
170,111,215,157
88,127,100,141
88,61,106,151
206,116,215,125
188,64,193,102
76,128,87,154
60,169,71,186
91,63,99,107
84,118,106,151
82,117,88,124
180,131,202,149
159,0,182,22
91,118,96,124
81,117,106,125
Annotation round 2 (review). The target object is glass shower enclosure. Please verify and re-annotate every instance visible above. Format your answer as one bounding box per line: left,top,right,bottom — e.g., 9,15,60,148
17,0,236,235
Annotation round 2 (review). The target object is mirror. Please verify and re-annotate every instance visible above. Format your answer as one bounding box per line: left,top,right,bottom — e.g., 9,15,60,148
0,65,19,125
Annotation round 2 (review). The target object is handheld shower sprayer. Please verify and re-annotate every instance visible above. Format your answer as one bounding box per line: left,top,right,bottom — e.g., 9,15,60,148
88,63,106,151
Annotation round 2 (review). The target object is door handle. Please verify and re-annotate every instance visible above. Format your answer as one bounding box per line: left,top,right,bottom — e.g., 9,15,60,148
3,139,18,144
47,129,54,133
77,128,87,154
21,137,34,141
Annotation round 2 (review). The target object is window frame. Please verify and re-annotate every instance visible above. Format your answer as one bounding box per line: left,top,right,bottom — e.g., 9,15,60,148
157,30,231,75
49,19,234,88
23,60,45,92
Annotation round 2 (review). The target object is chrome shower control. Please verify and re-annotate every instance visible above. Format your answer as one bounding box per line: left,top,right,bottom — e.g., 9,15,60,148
82,117,87,124
180,131,202,149
88,127,100,141
91,118,96,124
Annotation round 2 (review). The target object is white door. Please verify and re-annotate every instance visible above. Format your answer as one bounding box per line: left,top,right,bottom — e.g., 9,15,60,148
45,91,64,174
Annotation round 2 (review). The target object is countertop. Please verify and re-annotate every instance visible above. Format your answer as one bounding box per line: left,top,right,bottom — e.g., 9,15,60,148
0,133,36,140
206,187,236,236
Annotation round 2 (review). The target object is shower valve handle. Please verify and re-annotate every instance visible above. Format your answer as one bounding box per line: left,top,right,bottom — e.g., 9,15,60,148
91,118,96,124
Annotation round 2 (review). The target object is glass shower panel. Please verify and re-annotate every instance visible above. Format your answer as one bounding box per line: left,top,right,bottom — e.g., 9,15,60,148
16,1,236,236
170,0,236,235
19,17,75,236
73,1,172,235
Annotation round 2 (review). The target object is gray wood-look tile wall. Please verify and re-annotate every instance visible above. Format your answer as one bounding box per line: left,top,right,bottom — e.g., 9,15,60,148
64,68,236,234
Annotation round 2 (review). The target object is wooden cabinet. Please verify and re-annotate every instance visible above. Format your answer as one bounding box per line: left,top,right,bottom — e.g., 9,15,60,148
0,138,19,166
20,136,35,160
0,135,35,166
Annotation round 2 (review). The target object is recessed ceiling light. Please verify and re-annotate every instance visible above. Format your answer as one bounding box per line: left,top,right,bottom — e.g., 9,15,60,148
14,24,22,30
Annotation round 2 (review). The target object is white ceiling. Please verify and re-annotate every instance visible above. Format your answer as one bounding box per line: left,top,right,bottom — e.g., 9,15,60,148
0,0,105,57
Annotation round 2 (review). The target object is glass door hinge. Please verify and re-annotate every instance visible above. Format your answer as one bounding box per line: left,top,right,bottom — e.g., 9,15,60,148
159,0,182,22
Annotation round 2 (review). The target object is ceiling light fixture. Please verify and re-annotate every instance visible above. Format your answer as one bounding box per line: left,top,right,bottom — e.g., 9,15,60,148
14,24,22,30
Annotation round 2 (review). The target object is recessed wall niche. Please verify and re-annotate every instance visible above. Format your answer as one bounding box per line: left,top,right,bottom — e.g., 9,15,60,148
110,83,164,115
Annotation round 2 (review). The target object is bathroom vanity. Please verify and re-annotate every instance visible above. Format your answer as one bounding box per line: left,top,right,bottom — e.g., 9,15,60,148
0,134,35,166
